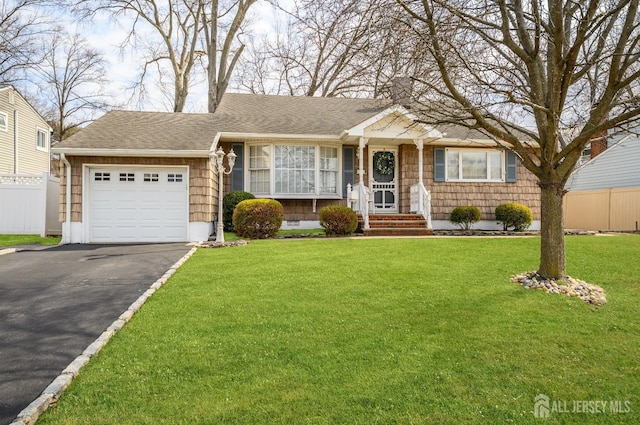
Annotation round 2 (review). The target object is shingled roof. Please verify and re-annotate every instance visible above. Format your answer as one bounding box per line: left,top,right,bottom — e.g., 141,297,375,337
55,93,510,153
55,110,218,151
213,93,390,136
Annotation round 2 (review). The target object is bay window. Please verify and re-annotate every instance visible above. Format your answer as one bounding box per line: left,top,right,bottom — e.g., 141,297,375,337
248,144,339,196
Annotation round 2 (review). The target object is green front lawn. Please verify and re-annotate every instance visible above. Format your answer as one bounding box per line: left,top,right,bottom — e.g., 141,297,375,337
39,236,640,424
0,234,61,247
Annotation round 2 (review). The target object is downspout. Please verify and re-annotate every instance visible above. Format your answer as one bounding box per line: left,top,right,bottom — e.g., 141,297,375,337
13,110,18,173
60,153,72,243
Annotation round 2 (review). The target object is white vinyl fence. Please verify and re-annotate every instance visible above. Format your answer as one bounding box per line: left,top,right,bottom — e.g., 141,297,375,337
0,173,61,237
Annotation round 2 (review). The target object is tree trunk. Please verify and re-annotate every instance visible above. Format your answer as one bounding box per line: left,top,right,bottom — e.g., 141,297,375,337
174,81,188,113
538,181,567,279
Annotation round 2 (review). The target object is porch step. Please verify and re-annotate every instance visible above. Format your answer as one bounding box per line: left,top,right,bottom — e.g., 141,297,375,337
358,214,433,237
363,227,434,237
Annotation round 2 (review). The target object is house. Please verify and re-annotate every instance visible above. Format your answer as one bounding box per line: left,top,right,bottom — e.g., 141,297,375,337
0,85,52,174
0,86,60,236
52,93,541,243
564,132,640,231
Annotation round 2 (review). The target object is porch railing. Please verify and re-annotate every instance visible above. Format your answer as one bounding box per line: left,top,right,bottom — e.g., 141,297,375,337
410,182,432,229
347,183,371,229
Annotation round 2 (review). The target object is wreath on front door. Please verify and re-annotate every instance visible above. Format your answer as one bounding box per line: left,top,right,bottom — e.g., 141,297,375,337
375,152,395,176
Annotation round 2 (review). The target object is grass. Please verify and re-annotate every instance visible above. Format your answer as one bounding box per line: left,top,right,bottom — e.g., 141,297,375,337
38,235,640,424
0,234,61,247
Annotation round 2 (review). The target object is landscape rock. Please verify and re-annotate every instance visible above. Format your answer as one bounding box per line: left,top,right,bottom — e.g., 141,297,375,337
510,271,607,305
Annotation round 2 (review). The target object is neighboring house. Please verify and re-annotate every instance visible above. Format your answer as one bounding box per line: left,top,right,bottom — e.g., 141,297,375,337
0,86,60,236
565,133,640,231
0,85,52,174
52,93,541,243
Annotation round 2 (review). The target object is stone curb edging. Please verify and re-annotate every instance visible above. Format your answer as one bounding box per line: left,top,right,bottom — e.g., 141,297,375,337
0,248,17,256
9,246,198,425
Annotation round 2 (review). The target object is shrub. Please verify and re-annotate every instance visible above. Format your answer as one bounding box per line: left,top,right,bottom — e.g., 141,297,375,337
222,191,255,231
495,202,533,231
449,206,481,230
233,199,284,239
319,206,358,236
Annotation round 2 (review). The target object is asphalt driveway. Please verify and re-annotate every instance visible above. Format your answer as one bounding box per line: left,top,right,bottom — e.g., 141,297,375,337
0,243,193,425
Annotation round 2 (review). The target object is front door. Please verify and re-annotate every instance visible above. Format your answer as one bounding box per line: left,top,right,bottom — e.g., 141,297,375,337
370,148,398,213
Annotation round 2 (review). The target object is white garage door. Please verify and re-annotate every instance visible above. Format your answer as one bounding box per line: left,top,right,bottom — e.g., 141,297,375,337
88,167,189,243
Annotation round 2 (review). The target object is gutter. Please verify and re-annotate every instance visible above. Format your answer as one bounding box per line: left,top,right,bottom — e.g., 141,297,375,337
50,148,211,158
60,153,72,243
13,110,18,173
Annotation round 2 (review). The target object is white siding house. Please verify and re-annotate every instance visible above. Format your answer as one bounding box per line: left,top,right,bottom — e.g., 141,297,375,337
566,134,640,191
0,85,52,174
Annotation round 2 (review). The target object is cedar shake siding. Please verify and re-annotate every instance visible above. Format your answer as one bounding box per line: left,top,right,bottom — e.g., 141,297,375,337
279,199,347,221
399,145,540,220
59,156,214,223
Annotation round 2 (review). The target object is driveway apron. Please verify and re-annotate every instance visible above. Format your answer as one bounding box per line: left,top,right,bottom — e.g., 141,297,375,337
0,243,192,425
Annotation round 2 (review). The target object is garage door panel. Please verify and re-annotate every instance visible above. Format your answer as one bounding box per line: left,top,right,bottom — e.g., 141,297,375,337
89,167,189,243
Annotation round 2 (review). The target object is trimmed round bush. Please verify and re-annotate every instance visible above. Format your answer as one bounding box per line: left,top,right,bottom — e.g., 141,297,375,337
232,199,284,239
449,206,481,230
223,190,255,231
495,202,533,231
319,205,358,236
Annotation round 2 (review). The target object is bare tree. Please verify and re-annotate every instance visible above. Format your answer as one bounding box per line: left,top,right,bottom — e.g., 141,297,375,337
0,0,50,84
397,0,640,279
236,0,383,97
234,0,442,100
73,0,256,112
202,0,257,112
34,27,111,141
73,0,205,112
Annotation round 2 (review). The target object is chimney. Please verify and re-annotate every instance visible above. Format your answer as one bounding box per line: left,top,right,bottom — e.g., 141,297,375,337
392,77,412,108
590,103,608,159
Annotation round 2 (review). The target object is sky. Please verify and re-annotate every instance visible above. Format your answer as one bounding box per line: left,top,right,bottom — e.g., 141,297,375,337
59,1,284,115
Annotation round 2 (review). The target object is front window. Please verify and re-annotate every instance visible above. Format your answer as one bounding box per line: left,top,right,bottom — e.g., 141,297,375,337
446,149,504,181
275,145,315,194
248,144,339,196
249,145,271,193
319,147,338,193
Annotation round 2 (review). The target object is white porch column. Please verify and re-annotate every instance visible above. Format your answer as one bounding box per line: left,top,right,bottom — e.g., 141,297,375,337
414,138,424,184
358,137,368,182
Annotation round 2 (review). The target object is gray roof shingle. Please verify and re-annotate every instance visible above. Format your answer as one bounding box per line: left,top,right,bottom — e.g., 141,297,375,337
56,110,218,151
54,93,511,152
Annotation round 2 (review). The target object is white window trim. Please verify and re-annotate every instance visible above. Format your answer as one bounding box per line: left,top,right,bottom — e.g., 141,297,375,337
246,142,342,199
36,127,48,152
445,148,505,182
0,111,8,132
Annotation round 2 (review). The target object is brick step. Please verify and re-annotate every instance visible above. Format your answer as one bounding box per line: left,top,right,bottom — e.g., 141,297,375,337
363,228,434,237
368,220,427,228
363,214,426,221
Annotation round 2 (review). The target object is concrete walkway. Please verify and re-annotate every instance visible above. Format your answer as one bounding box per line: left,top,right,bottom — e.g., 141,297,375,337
0,243,193,425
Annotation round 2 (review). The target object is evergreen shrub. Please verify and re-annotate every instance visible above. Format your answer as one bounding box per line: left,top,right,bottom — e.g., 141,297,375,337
449,206,481,230
319,206,358,236
223,191,255,231
233,199,284,239
495,202,533,231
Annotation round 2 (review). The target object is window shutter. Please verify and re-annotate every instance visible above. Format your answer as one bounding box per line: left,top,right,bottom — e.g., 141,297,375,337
231,143,244,191
434,148,446,182
506,150,518,182
342,146,355,197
